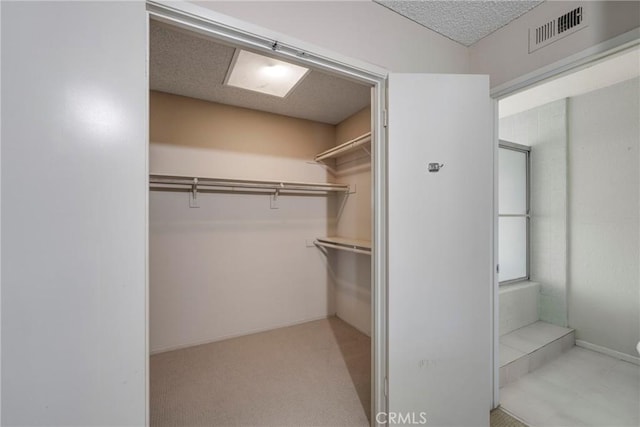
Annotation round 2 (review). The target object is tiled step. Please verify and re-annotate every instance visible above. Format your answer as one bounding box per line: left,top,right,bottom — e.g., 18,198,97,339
499,321,575,388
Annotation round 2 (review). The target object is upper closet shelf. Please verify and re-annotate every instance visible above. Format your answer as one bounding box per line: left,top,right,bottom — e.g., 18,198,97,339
314,236,371,255
150,174,350,194
314,132,372,162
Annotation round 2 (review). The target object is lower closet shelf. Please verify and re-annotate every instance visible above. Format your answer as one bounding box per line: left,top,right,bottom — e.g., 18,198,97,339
314,237,371,255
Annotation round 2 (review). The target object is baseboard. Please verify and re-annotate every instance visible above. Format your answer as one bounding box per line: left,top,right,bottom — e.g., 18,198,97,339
575,340,640,365
150,313,335,355
335,313,372,337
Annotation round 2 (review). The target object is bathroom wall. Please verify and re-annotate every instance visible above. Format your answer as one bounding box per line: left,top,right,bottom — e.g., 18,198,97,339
500,78,640,358
568,77,640,357
500,99,568,327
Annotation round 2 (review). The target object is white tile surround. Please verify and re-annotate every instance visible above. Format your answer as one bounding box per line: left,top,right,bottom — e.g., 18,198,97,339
500,321,574,387
501,347,640,427
500,281,541,336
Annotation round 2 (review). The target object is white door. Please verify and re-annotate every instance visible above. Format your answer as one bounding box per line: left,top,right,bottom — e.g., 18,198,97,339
386,74,493,426
1,2,147,425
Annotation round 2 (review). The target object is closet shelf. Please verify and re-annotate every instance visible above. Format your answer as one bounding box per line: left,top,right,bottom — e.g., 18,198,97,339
314,237,371,255
149,174,350,194
314,132,372,162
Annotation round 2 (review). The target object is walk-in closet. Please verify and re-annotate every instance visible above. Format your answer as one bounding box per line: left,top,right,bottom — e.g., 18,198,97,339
148,20,374,426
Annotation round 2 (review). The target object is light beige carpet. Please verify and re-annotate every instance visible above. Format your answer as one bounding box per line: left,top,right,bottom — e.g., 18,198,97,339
490,408,529,427
151,317,371,426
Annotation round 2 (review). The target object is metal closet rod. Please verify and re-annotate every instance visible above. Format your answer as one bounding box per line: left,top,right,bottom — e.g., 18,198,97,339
314,240,371,255
149,174,350,193
314,132,372,162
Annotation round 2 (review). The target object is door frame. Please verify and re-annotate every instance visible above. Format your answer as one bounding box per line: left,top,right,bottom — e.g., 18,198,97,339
489,27,640,409
145,1,390,425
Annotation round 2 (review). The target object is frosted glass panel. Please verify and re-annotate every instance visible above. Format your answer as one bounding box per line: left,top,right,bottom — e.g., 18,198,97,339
499,148,527,214
499,217,527,281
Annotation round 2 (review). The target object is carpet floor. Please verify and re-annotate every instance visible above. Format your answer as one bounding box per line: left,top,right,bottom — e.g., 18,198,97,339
490,408,529,427
151,317,371,426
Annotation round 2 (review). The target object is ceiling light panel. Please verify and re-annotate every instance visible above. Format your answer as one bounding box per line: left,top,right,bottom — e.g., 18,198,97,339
224,50,309,98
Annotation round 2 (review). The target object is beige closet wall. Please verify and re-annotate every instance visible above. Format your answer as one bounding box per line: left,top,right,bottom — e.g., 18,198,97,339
332,107,373,335
149,91,341,353
150,91,336,181
336,107,371,143
335,106,372,241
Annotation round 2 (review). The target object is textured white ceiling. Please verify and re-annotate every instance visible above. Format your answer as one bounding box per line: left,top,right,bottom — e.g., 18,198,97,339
150,21,371,125
375,0,544,46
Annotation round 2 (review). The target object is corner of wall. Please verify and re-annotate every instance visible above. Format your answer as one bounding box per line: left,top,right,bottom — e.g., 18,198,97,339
470,1,640,90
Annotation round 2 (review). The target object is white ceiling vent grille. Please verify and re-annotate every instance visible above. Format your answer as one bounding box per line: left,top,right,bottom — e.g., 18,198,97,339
529,6,587,53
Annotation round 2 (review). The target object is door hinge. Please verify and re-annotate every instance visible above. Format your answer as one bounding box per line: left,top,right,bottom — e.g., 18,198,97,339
496,264,500,274
383,110,388,128
384,376,388,397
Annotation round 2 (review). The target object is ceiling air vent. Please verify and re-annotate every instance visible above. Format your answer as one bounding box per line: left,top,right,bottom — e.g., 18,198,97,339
529,6,588,53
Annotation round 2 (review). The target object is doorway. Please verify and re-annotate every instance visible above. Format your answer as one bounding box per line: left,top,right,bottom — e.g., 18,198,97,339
495,45,640,426
146,4,388,425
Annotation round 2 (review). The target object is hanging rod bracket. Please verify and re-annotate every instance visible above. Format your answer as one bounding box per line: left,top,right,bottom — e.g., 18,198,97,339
189,177,200,208
270,188,280,209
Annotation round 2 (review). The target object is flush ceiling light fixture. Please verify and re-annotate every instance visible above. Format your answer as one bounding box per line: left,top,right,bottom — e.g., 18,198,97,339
224,49,310,98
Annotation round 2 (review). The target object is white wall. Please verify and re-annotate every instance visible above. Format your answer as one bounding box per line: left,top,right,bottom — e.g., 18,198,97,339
192,0,470,73
150,191,337,353
568,77,640,357
149,92,341,353
470,1,640,90
500,99,568,327
1,2,147,425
